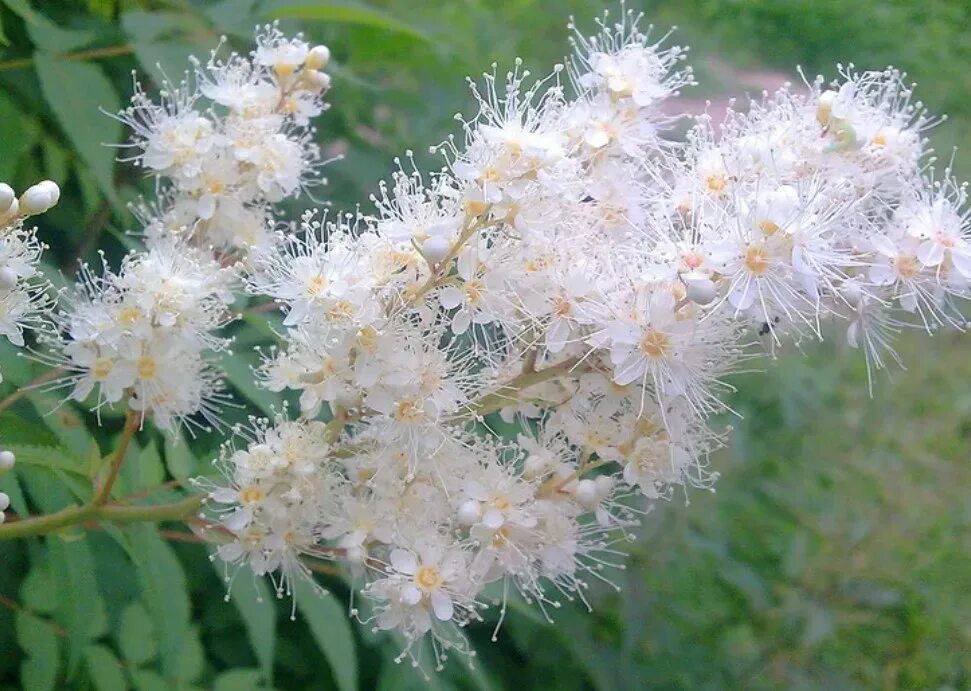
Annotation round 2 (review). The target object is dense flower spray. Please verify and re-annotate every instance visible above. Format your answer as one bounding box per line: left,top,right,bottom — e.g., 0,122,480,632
3,4,969,675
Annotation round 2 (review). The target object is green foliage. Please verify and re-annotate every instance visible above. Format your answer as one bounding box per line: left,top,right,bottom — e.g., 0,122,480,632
0,0,969,689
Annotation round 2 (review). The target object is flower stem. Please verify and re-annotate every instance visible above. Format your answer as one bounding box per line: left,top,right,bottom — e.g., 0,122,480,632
93,409,140,506
457,356,587,420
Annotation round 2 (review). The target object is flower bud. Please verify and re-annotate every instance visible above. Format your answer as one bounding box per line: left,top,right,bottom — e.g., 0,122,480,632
683,273,717,305
0,183,15,213
817,90,837,126
422,235,451,264
300,69,331,93
0,267,17,291
345,545,367,563
305,45,331,70
575,478,598,507
0,450,14,471
19,180,60,216
0,492,9,512
457,499,482,525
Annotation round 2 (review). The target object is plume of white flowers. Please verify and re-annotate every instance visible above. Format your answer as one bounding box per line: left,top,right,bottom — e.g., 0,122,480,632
118,24,332,254
5,4,968,676
194,8,971,669
0,179,59,384
40,241,237,432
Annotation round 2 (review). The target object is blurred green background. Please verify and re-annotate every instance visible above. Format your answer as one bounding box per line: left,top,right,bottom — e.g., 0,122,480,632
0,1,969,689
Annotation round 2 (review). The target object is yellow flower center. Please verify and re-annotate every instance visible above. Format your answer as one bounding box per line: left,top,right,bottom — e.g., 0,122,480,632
744,245,771,276
92,358,113,380
414,564,443,591
136,357,158,380
239,486,265,505
639,328,670,358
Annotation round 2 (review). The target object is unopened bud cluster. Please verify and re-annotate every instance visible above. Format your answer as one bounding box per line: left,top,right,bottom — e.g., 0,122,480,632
0,179,58,383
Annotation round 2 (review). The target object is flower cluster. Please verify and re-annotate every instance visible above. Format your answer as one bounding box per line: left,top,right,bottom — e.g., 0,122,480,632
0,179,59,383
2,4,966,676
119,25,332,253
43,241,237,432
196,8,971,667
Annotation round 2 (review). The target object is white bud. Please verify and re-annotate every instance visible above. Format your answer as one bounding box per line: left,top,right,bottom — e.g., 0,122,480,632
37,180,60,205
345,545,367,563
0,450,14,470
817,90,838,125
0,183,15,213
594,474,615,498
457,499,482,525
575,478,598,507
0,267,17,291
0,493,8,512
19,180,59,216
302,69,331,93
1,197,18,220
523,453,548,479
305,45,331,70
422,235,451,264
841,280,863,307
684,273,717,305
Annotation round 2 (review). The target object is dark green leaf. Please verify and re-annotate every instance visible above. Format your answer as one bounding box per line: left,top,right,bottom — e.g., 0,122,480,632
15,610,60,691
48,534,106,675
294,579,357,691
218,563,276,684
118,601,157,666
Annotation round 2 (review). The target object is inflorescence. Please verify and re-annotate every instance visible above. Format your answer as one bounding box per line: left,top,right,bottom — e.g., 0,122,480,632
3,7,971,674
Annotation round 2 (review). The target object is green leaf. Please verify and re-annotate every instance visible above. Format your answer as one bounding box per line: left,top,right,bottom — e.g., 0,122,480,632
128,524,190,680
262,1,433,43
20,562,59,615
294,579,357,691
1,0,95,50
177,627,206,684
33,51,121,206
120,10,210,80
163,432,197,481
118,602,157,666
85,644,127,691
4,444,89,480
48,534,106,675
0,468,28,517
220,348,284,416
131,670,170,691
0,92,32,181
213,669,266,691
15,610,60,691
217,563,275,684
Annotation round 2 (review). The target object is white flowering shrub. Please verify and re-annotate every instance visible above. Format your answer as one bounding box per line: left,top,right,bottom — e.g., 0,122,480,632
1,4,969,682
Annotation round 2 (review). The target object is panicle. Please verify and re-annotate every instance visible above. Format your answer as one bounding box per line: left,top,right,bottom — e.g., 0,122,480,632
116,23,333,254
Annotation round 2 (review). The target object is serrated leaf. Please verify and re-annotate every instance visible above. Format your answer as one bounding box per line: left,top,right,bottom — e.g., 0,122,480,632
218,563,275,684
0,91,32,181
33,51,121,206
20,562,58,615
128,524,190,680
177,627,206,683
131,670,170,691
263,1,433,43
4,444,89,479
294,579,357,691
48,534,106,675
85,644,127,691
118,602,157,665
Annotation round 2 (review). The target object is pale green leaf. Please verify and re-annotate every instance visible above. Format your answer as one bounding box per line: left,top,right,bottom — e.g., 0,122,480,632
1,0,95,50
15,610,60,691
48,534,106,675
163,432,197,481
128,524,190,680
85,644,127,691
294,579,357,691
33,51,121,205
118,602,157,666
